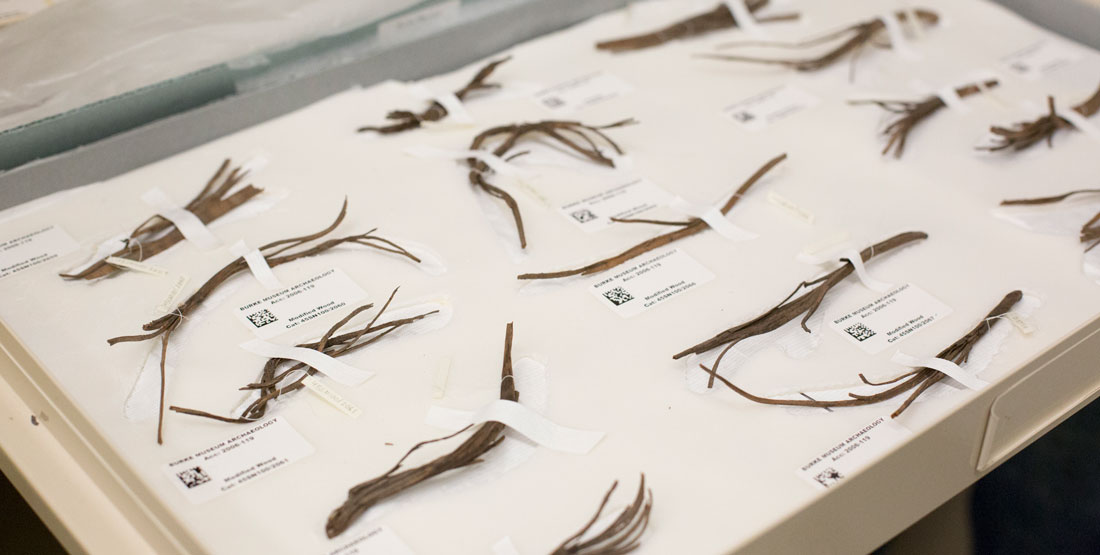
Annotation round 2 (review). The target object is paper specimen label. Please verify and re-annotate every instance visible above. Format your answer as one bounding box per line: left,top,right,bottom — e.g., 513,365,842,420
325,525,415,555
559,179,673,232
795,416,911,489
589,248,714,318
723,85,820,131
377,0,459,41
162,417,314,504
234,268,367,339
534,71,634,113
1000,40,1083,79
0,225,79,280
829,283,952,354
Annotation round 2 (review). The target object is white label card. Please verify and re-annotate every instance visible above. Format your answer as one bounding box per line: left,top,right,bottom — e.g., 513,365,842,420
589,248,715,318
795,416,911,489
162,417,314,504
1000,40,1083,80
325,525,416,555
377,0,460,42
534,72,634,113
559,179,674,232
723,85,821,131
234,268,367,339
829,283,952,355
0,225,79,280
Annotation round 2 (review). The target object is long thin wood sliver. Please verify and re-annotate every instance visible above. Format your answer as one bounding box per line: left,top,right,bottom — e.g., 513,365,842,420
697,10,940,73
706,291,1023,417
518,153,787,280
358,57,511,134
324,322,519,538
466,119,636,249
1001,189,1100,251
672,231,928,388
595,0,771,52
61,158,263,280
551,474,653,555
108,201,419,444
982,82,1100,152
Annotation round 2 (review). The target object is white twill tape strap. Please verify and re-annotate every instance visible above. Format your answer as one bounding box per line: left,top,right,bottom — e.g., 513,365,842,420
230,240,282,290
140,188,221,250
669,196,757,241
724,0,768,38
891,351,988,390
408,83,474,124
1058,109,1100,142
404,145,530,176
837,248,894,293
934,84,969,113
426,399,604,454
239,338,373,387
877,12,921,61
903,7,925,38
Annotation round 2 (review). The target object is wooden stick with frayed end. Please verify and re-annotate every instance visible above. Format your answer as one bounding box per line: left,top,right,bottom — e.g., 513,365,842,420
467,119,636,249
982,82,1100,152
108,201,420,444
706,291,1022,418
61,159,263,280
595,0,798,52
358,57,511,134
850,80,1000,158
324,322,519,538
674,231,929,388
518,153,786,280
697,9,939,78
169,288,438,424
1001,189,1100,251
551,474,653,555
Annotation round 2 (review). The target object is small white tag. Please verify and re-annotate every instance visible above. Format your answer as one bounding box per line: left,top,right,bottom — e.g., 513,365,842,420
795,416,911,489
1002,312,1035,335
376,0,460,42
301,375,362,418
233,268,368,339
766,191,815,224
0,225,79,280
325,525,416,555
161,417,313,504
559,179,674,232
106,256,169,276
1000,40,1083,80
829,283,952,355
589,248,715,318
534,72,634,113
723,85,821,131
156,274,191,314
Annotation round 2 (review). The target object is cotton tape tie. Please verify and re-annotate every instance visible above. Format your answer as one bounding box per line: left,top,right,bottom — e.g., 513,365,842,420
838,248,894,293
231,240,282,290
408,83,474,124
934,84,969,114
877,12,921,61
239,339,373,387
1057,108,1100,142
426,399,604,454
724,0,768,38
140,188,221,250
892,351,988,390
669,196,757,241
404,145,530,177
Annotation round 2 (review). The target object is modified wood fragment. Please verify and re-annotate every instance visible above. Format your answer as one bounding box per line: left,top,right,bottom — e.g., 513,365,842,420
518,153,786,280
673,231,928,388
551,474,653,555
108,201,419,444
850,80,1000,158
325,322,519,538
982,82,1100,152
595,0,798,52
1001,189,1100,250
61,159,263,280
358,57,511,134
705,291,1023,417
